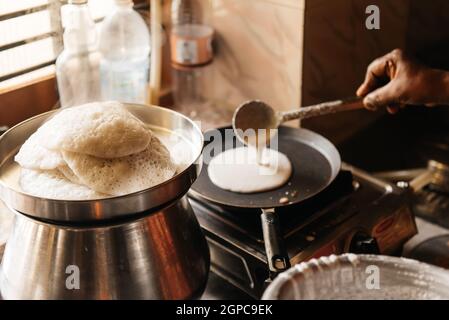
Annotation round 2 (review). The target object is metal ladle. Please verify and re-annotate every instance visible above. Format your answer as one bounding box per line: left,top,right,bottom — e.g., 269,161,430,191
232,97,363,147
231,96,363,279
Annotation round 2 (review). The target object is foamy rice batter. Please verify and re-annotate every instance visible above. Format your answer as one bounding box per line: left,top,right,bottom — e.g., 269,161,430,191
207,146,292,193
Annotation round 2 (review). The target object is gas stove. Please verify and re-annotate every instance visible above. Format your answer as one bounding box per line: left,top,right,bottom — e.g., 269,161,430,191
383,160,449,271
189,163,417,298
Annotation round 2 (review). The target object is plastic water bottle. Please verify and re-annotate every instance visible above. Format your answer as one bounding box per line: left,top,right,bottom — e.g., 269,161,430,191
56,0,102,108
99,0,151,104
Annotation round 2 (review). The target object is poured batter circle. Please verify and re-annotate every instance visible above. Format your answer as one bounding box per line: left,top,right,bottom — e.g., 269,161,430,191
207,147,292,193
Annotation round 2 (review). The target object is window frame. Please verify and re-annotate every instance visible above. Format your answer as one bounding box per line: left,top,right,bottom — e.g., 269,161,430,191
0,0,154,127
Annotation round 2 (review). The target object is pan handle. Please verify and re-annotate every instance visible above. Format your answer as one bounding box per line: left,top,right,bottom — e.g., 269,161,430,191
261,208,291,279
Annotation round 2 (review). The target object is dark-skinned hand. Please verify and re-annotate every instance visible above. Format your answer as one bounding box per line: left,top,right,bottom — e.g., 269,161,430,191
357,49,449,114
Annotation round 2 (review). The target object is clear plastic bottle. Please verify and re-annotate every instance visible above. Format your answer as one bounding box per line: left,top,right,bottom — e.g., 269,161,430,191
56,0,102,108
99,0,151,104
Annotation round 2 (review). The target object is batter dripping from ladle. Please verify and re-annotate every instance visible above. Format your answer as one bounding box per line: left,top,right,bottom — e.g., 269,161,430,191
208,98,362,193
207,124,293,193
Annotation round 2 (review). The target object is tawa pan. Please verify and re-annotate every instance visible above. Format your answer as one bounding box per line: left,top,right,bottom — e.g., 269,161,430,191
190,125,341,277
190,126,341,209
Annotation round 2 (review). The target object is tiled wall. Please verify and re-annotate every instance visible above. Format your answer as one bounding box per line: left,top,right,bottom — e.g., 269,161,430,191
178,0,449,139
205,0,410,138
302,0,409,105
205,0,305,115
301,0,410,143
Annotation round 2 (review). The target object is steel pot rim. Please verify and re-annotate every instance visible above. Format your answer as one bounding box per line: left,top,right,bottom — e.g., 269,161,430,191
0,104,204,222
262,254,449,300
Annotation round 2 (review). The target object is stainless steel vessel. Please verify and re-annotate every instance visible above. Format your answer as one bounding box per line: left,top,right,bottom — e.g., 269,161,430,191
1,197,209,299
262,254,449,300
0,104,210,299
0,104,203,222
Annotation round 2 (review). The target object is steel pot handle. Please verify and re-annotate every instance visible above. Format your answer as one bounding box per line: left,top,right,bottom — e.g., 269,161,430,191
261,208,291,279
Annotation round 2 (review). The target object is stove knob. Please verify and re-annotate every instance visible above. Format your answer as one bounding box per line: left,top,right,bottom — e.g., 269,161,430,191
349,233,380,254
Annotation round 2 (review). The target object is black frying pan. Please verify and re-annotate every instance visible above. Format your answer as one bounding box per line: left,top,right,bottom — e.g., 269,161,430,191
190,126,341,278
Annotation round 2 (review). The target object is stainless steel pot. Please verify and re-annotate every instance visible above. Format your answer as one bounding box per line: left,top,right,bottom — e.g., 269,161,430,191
262,254,449,300
0,196,209,299
0,104,210,299
0,104,203,222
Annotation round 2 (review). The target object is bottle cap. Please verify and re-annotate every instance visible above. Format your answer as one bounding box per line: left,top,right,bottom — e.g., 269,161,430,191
68,0,88,4
114,0,133,5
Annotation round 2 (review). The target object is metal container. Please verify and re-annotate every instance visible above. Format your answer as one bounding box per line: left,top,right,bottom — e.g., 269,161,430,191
0,104,210,299
0,104,204,222
0,197,209,299
262,254,449,300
